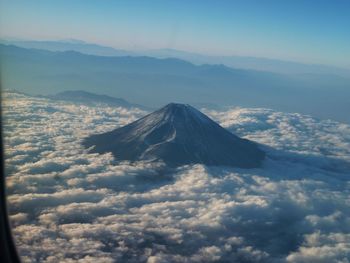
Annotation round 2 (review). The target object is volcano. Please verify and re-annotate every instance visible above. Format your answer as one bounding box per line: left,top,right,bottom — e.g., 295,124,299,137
83,103,265,168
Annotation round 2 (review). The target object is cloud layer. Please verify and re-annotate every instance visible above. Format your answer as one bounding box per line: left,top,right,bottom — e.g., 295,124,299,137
3,92,350,262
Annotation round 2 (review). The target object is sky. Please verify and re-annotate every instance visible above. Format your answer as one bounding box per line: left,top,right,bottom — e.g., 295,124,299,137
0,0,350,68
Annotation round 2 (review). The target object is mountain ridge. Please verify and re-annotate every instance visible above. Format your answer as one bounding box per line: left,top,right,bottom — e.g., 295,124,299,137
49,90,146,109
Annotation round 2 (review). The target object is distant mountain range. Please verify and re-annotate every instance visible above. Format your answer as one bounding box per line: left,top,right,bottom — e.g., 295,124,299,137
0,38,134,57
142,49,350,78
2,38,349,77
83,103,265,168
1,43,349,123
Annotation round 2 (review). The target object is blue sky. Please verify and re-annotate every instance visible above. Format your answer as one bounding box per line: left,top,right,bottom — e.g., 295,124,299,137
0,0,349,68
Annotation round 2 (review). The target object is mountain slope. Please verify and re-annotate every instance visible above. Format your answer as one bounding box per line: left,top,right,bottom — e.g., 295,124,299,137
83,103,265,168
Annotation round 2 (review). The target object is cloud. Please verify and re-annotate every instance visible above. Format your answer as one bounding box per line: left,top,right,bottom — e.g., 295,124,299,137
3,91,350,262
286,232,350,263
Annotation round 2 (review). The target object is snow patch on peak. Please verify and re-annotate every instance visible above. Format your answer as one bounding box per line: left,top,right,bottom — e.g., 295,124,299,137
158,102,212,125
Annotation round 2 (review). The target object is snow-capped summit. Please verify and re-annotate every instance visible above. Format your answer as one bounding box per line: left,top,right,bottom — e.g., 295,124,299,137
83,103,265,168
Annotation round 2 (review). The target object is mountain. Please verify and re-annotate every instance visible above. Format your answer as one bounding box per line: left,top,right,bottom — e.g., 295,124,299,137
1,44,350,123
49,90,145,109
83,103,265,168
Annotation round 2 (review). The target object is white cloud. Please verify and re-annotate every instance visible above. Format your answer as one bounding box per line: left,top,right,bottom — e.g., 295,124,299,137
286,232,350,263
3,92,350,262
